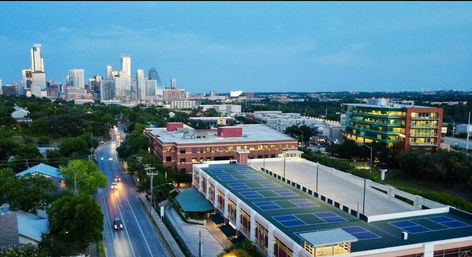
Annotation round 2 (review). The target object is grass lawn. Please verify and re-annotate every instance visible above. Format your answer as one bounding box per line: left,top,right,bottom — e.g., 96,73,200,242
97,239,105,257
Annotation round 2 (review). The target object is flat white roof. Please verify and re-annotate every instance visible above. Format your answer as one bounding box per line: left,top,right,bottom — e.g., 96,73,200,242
299,228,357,247
146,124,295,145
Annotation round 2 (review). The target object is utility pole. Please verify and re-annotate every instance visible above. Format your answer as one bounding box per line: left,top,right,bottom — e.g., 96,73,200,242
145,164,158,213
198,231,202,257
362,176,367,214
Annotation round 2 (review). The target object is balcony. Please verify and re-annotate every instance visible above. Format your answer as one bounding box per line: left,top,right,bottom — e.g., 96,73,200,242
410,116,439,121
409,134,438,138
409,142,437,146
352,118,403,127
351,112,403,119
410,125,438,129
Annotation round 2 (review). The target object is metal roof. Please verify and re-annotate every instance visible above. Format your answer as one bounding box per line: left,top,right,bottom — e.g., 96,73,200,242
16,163,64,179
175,188,214,212
299,228,358,247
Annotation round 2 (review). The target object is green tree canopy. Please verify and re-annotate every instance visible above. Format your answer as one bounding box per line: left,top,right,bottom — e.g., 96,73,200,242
59,137,89,157
0,245,48,257
43,193,103,256
60,160,107,195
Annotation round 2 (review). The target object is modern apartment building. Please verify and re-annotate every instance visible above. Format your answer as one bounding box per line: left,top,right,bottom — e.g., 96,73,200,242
341,98,443,152
144,123,298,172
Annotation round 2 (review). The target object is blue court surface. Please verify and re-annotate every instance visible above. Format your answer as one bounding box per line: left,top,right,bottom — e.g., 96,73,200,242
245,174,265,179
314,212,347,223
258,181,280,188
290,199,319,208
273,189,297,197
273,214,307,227
253,201,281,210
342,226,381,240
217,175,236,181
240,191,264,199
428,216,470,229
227,182,250,190
390,220,431,234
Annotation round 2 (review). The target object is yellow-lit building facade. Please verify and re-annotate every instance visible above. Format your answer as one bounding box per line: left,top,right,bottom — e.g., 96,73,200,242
341,102,443,152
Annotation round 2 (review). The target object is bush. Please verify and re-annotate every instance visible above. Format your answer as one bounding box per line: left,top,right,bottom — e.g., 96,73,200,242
399,186,472,213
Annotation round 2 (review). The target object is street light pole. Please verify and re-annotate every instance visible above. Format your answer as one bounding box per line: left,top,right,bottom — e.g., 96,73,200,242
145,165,158,213
363,144,373,173
316,162,319,193
362,176,367,214
283,156,286,178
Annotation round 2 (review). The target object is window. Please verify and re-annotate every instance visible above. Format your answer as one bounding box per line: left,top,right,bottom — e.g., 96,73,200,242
166,156,171,162
192,147,197,153
180,148,186,154
180,158,186,164
192,158,198,164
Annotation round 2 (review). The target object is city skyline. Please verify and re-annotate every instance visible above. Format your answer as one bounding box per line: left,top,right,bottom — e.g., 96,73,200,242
0,2,471,92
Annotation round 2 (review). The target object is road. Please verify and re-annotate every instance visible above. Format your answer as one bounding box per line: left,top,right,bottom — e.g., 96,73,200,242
443,136,471,150
95,125,171,257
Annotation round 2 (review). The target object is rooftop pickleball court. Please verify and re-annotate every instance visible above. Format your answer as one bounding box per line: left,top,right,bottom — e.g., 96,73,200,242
240,191,265,199
273,189,298,197
289,199,319,208
258,181,280,188
313,212,348,223
227,182,250,190
216,174,236,181
273,214,307,227
253,201,282,211
389,220,431,234
342,226,381,240
244,174,265,180
428,216,470,229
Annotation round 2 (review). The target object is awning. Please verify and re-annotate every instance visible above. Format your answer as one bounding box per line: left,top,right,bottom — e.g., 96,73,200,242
219,224,236,238
175,188,214,212
299,228,358,247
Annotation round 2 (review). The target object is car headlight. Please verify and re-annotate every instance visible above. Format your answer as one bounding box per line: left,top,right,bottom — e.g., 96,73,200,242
114,225,117,229
120,224,123,228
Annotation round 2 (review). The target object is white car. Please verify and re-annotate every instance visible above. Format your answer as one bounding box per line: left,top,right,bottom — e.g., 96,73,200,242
108,157,113,161
110,182,118,190
100,157,104,160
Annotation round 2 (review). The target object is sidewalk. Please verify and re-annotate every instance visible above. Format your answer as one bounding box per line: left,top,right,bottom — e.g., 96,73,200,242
165,202,224,257
205,218,232,249
138,193,185,257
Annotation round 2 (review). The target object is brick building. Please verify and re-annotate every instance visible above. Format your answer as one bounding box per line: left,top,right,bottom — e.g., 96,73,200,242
144,123,298,172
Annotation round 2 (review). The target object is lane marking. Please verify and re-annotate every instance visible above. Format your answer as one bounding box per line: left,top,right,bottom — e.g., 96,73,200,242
102,195,118,257
124,191,156,257
115,194,137,257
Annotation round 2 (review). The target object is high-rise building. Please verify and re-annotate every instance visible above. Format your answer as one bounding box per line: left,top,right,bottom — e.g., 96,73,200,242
170,78,177,89
100,79,115,101
145,79,157,97
136,69,145,100
148,67,162,86
121,54,131,78
0,79,2,95
340,98,443,152
30,44,44,72
89,75,102,99
106,65,113,80
26,44,47,97
46,81,61,99
66,69,85,89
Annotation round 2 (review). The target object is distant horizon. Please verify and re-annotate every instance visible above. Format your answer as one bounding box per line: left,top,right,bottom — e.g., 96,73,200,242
0,2,471,92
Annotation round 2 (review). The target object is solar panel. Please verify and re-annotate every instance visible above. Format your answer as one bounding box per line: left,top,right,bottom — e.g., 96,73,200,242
441,221,469,228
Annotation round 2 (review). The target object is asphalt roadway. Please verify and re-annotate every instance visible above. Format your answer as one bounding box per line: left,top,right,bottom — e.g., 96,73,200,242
95,126,171,257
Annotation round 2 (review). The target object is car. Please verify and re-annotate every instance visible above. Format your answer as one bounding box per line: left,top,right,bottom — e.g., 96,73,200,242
110,182,118,190
113,218,123,230
100,157,104,160
114,176,121,183
108,157,113,161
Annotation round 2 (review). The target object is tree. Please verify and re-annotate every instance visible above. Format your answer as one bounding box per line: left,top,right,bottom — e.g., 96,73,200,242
59,137,89,157
116,132,148,159
0,245,49,257
43,193,103,256
60,160,107,195
0,168,56,213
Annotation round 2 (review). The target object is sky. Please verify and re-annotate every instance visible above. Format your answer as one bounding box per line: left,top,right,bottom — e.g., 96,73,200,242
0,1,471,93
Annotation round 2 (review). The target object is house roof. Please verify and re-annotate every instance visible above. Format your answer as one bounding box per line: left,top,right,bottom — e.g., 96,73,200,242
16,211,49,242
0,213,19,247
16,163,64,179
